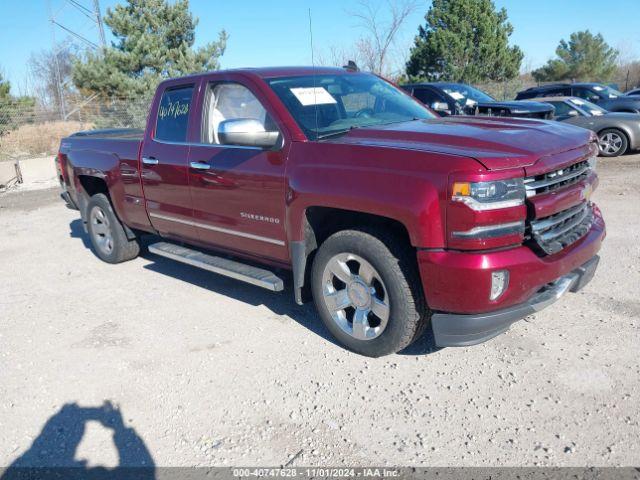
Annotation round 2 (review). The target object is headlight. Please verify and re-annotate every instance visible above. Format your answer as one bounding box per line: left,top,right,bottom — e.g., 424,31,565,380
452,178,525,211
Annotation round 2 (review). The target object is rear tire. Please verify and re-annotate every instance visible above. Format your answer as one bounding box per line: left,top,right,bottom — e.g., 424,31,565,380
311,228,428,357
598,128,628,157
86,193,140,263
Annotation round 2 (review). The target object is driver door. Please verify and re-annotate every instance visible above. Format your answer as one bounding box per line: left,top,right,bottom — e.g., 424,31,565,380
186,79,289,262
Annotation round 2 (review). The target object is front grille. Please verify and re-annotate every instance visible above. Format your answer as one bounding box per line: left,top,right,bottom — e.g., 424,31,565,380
527,202,593,255
524,160,590,197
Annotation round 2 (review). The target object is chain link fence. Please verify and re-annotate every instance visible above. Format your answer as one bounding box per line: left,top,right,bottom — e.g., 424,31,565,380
0,95,150,162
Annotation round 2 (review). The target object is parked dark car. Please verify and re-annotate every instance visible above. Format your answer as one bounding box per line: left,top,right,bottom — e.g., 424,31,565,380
516,83,640,113
402,82,554,119
531,96,640,157
626,88,640,97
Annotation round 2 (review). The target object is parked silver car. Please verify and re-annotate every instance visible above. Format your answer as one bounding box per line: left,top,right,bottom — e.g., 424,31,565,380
532,96,640,157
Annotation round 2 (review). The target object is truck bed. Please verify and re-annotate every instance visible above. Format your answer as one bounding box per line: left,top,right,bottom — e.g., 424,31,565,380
58,128,146,225
70,128,144,140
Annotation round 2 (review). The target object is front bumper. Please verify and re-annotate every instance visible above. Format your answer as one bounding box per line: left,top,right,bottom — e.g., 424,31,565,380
418,205,604,314
417,204,605,347
431,256,599,347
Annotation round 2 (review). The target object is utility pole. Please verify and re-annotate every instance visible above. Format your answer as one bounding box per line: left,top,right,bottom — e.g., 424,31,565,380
47,0,107,120
48,0,67,119
93,0,107,49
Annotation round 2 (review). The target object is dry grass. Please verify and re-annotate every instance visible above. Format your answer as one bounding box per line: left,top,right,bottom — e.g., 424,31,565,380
0,120,92,161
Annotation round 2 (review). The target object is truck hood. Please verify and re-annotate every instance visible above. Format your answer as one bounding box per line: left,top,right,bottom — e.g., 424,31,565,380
476,100,554,114
331,116,592,170
599,97,640,110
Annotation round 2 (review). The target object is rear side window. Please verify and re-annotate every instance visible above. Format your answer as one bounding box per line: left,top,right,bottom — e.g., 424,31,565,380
155,85,194,142
516,90,536,100
545,87,571,97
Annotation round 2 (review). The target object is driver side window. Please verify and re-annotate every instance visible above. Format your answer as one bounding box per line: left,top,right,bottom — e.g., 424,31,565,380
203,83,274,145
573,87,600,102
552,102,579,118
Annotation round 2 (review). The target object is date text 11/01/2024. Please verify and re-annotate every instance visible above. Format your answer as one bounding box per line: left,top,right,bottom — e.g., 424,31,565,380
232,468,400,478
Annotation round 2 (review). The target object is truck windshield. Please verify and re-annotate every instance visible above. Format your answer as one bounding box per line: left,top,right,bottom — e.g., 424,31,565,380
267,73,435,140
591,84,623,99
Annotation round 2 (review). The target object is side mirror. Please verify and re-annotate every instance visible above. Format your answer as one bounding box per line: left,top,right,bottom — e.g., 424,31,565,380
567,110,579,117
431,101,451,115
218,118,280,148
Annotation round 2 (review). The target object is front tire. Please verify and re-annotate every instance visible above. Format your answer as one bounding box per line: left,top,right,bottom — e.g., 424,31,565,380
86,193,140,263
598,128,628,157
311,228,428,357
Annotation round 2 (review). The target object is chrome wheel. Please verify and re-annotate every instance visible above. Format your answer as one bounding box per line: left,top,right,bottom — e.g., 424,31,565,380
89,206,114,255
598,132,624,155
321,253,390,341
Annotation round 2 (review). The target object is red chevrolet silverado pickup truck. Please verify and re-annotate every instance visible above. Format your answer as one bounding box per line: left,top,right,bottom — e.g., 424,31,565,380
56,66,605,357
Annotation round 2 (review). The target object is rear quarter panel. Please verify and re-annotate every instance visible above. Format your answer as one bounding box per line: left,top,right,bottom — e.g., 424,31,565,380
598,117,640,149
61,137,152,232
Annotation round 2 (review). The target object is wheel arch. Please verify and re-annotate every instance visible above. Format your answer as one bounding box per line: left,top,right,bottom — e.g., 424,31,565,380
76,175,136,241
290,206,414,305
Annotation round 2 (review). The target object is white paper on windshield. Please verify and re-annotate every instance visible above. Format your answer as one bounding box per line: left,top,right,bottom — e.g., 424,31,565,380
448,91,465,100
290,87,337,106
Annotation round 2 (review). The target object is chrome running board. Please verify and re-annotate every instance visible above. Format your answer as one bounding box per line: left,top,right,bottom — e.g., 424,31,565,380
148,242,284,292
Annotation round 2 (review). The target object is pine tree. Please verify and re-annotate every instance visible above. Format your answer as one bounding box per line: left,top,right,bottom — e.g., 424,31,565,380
406,0,523,83
532,31,618,82
0,72,11,100
73,0,228,99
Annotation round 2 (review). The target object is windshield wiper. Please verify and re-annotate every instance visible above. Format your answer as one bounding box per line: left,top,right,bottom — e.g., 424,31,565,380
316,126,357,141
315,117,425,140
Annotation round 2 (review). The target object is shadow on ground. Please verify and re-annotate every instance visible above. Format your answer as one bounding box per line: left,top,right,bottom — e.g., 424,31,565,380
68,219,441,357
1,402,154,480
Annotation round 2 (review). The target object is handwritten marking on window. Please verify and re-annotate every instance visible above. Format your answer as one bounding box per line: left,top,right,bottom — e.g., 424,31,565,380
159,100,190,120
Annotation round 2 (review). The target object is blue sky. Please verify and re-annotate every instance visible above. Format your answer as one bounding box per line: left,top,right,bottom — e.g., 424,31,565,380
1,0,639,94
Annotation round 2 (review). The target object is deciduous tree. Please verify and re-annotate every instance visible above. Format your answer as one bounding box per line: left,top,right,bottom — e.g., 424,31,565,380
349,0,419,77
28,47,77,110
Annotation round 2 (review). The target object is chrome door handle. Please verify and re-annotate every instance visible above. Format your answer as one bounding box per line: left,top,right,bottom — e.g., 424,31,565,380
190,161,211,171
142,157,159,166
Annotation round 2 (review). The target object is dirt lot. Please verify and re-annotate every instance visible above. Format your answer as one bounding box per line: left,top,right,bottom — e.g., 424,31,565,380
0,156,639,469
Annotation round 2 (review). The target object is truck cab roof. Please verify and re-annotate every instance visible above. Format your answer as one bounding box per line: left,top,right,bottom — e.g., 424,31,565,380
166,66,358,83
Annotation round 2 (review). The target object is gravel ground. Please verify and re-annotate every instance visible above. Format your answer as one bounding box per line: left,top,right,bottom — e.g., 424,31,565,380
0,155,639,468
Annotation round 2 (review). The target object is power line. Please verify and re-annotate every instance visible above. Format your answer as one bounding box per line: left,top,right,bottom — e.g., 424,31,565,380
51,19,99,49
67,0,93,15
47,0,107,119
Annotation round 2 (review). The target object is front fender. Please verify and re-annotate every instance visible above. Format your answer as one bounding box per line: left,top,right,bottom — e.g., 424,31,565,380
284,142,482,248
